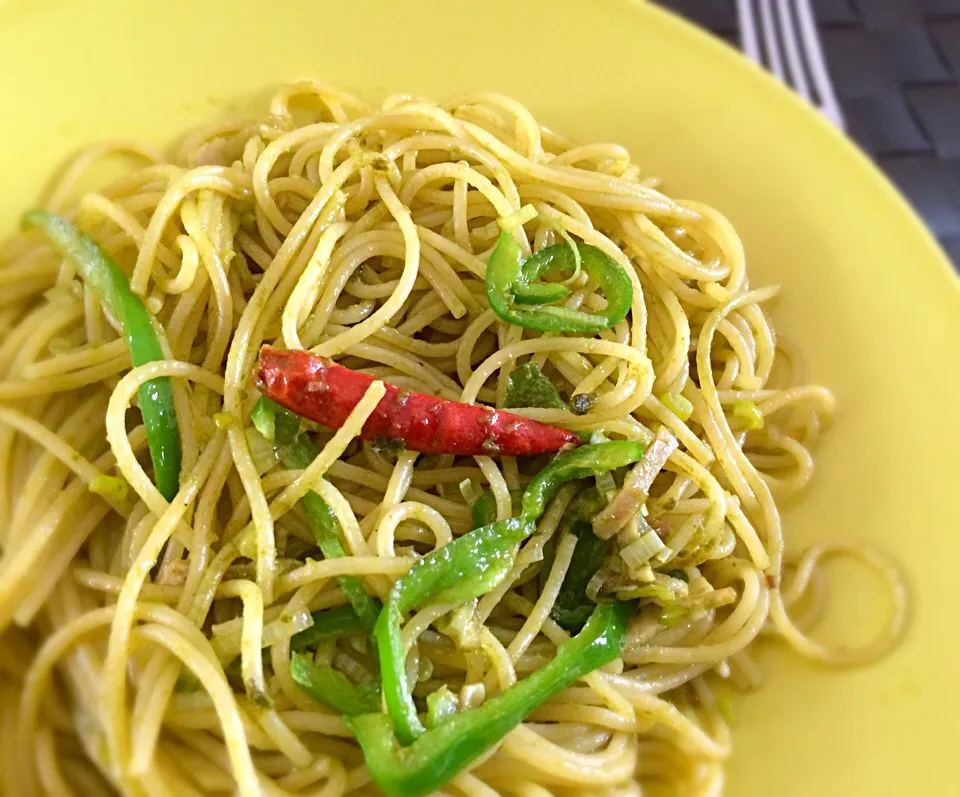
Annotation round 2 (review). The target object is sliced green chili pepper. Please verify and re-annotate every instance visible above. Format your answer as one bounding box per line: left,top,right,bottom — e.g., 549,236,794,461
511,282,572,305
291,652,381,716
291,604,367,651
470,488,523,530
539,488,609,631
521,441,646,520
251,395,301,445
253,398,381,634
298,485,382,635
377,517,533,745
350,602,629,797
552,528,607,630
23,211,182,501
504,362,567,410
485,232,632,333
502,362,591,443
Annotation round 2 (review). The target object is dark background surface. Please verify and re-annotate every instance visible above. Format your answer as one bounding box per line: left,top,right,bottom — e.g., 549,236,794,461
657,0,960,267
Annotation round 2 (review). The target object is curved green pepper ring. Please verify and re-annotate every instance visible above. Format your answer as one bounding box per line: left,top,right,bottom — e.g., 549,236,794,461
375,442,643,747
521,440,646,520
22,210,182,501
350,602,630,797
376,517,534,746
485,231,633,333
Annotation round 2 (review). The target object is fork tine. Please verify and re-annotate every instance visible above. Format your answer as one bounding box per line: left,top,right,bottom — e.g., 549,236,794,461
758,0,786,82
776,0,814,102
737,0,762,64
736,0,846,130
793,0,846,128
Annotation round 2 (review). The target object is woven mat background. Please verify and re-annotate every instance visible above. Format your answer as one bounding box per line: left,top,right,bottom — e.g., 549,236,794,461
657,0,960,267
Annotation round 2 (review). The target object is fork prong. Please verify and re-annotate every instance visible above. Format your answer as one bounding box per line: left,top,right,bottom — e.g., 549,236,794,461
793,0,846,128
758,0,786,82
736,0,846,130
776,0,814,102
737,0,763,64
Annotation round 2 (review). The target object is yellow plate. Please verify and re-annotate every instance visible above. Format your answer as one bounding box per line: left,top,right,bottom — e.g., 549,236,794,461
2,0,958,793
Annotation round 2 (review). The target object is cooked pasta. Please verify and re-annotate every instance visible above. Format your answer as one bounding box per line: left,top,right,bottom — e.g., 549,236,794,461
0,82,907,797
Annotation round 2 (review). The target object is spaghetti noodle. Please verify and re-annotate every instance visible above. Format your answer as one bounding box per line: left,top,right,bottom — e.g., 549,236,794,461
0,82,907,797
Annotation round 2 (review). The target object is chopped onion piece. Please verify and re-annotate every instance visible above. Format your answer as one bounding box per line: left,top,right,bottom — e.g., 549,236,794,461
618,511,655,545
459,682,486,710
621,532,666,571
438,599,482,650
658,604,691,627
661,515,704,564
213,412,235,430
496,204,538,234
698,586,737,610
586,569,610,602
244,427,280,474
593,427,678,538
618,569,689,601
652,547,674,565
716,692,739,728
427,686,458,728
633,563,655,583
89,474,129,503
659,392,694,422
732,399,764,430
617,582,674,602
595,470,617,503
333,650,376,686
458,478,482,506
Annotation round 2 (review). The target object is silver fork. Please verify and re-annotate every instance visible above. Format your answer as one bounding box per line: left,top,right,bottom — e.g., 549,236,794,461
736,0,846,129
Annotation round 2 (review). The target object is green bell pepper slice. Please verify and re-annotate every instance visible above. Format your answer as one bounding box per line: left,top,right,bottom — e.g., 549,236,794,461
485,232,632,333
538,487,609,631
291,604,368,651
376,516,534,745
291,652,381,716
350,602,630,797
520,441,646,520
253,397,381,634
23,211,182,501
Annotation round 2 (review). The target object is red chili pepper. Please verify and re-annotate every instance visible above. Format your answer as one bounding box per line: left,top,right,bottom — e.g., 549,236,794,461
257,347,581,457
